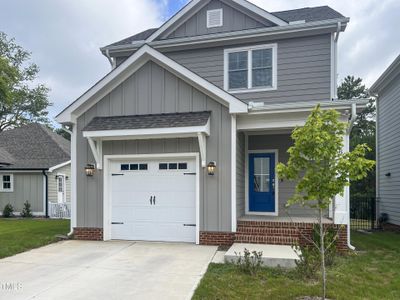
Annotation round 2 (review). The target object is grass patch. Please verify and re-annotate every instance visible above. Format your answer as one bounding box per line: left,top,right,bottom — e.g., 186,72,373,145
0,218,70,259
193,231,400,300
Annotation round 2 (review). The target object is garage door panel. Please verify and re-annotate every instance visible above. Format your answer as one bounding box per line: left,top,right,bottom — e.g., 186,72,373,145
110,158,197,243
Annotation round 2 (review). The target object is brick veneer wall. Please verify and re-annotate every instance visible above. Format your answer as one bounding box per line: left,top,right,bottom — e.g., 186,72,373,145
199,231,235,246
73,228,103,241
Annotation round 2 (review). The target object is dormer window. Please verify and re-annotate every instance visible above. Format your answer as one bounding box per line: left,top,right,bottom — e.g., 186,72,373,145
224,44,277,93
207,9,223,28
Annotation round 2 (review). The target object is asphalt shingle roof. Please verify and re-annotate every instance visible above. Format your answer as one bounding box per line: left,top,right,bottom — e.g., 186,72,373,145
104,6,345,48
0,123,70,170
272,6,344,23
83,111,211,132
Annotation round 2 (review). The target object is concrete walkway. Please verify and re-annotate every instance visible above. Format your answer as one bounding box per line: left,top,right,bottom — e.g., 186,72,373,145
0,240,217,300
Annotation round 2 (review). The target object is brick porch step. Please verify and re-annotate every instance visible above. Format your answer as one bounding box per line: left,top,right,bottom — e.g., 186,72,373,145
236,226,300,236
234,234,299,245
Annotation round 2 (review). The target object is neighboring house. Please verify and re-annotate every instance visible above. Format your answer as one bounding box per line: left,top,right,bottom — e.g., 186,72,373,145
371,54,400,227
0,123,71,218
56,0,367,248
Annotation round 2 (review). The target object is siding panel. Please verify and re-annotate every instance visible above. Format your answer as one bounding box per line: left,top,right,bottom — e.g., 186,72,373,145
378,73,400,225
165,34,332,104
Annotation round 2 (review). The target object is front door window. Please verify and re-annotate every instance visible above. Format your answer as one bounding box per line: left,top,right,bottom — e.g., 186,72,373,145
249,153,275,213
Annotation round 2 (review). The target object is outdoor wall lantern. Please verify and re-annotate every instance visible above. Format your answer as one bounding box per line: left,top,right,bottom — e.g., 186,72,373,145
85,164,96,177
385,172,391,177
207,161,217,176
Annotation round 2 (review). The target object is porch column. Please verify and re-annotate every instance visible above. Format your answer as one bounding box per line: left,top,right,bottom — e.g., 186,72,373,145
334,133,350,224
231,114,237,232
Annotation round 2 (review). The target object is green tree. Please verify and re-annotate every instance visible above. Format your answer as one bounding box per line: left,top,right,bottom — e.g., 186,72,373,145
338,75,368,100
338,76,376,198
277,105,375,299
0,31,51,131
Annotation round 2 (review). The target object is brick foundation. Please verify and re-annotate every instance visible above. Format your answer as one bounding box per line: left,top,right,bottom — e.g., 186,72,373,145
73,227,103,241
200,221,348,251
199,231,235,246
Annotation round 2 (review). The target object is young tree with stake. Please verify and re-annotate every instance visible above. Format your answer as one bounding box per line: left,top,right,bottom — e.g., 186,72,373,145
276,105,375,299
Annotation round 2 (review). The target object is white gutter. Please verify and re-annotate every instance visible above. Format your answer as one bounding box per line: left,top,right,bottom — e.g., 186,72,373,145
346,103,357,251
104,49,114,69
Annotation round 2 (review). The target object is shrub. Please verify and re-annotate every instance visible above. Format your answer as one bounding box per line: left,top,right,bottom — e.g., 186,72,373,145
2,203,14,218
234,248,263,276
21,201,33,218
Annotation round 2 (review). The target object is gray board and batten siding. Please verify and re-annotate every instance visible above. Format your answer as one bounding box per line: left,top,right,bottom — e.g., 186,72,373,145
158,0,276,40
76,60,233,232
0,173,44,214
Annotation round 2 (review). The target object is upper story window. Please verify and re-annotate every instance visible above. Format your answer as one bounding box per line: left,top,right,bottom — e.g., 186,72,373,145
207,9,223,28
0,174,13,192
224,44,277,93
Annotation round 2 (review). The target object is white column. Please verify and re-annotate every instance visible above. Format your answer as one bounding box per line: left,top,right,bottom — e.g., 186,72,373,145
231,115,237,232
334,133,350,224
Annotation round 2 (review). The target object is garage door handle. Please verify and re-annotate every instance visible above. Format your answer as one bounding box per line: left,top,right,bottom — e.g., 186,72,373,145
112,173,124,176
184,172,196,175
183,224,196,227
153,196,156,205
150,196,153,205
111,222,124,225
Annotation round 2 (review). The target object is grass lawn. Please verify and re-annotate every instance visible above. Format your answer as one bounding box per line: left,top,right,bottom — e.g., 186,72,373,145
193,231,400,300
0,218,70,259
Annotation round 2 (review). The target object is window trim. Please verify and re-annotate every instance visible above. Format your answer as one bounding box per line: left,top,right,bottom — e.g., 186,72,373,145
0,174,14,192
224,43,277,93
207,9,223,28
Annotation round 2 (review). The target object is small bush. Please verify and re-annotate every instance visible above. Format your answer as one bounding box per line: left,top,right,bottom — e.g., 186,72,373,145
21,201,33,218
234,248,263,276
2,203,14,218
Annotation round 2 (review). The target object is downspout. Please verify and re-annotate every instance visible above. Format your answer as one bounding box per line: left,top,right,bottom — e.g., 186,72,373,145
333,22,341,99
42,170,49,218
346,103,357,250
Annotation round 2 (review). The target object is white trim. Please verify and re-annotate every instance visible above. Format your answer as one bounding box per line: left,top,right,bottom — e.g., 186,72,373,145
231,115,237,232
87,138,102,169
0,173,14,192
103,153,200,244
49,160,71,172
330,33,335,100
224,43,277,93
56,45,247,123
207,9,223,28
197,133,207,168
70,124,77,232
82,122,211,140
103,18,349,54
145,0,287,43
244,144,279,216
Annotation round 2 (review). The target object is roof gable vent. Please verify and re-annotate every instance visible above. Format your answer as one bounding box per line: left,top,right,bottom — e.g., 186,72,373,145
207,9,223,28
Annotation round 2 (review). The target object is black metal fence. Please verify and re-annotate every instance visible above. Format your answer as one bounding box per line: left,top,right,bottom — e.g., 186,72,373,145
350,195,376,230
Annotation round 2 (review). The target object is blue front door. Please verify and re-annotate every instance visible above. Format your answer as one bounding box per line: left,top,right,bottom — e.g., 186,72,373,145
249,153,276,212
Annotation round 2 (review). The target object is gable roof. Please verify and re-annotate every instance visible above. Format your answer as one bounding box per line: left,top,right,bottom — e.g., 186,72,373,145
145,0,287,43
370,54,400,94
83,111,211,132
56,45,248,124
103,5,345,49
0,123,70,170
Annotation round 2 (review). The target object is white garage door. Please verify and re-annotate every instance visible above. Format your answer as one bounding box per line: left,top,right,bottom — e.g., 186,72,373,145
110,158,196,243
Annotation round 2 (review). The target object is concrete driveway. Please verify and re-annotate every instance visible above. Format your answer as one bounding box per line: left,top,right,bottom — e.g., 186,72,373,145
0,240,217,300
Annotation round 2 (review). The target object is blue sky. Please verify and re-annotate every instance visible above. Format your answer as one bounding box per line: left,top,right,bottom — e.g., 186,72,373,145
0,0,399,123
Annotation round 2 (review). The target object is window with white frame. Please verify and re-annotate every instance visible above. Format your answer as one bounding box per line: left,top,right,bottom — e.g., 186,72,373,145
0,174,13,192
224,44,277,92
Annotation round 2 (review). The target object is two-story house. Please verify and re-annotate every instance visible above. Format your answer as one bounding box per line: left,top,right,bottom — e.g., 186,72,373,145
56,0,367,249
